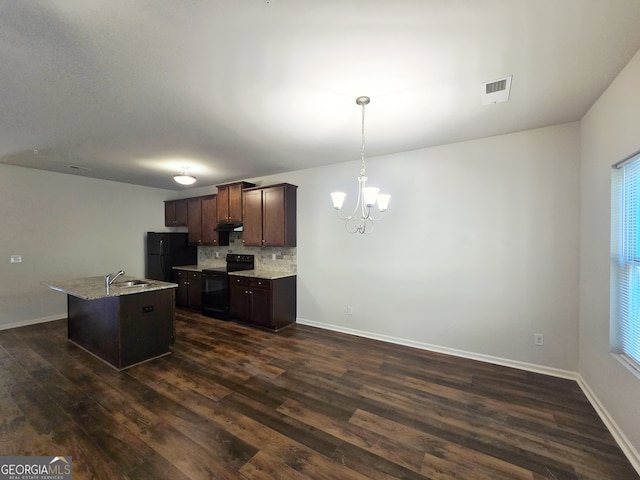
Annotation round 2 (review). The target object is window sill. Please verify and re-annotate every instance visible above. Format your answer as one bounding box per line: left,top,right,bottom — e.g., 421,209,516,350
612,353,640,381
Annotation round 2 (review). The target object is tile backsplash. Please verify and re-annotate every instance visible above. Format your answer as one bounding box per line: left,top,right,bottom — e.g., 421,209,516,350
198,232,296,273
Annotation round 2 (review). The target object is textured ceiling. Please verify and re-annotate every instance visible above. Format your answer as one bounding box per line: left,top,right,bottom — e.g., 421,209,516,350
2,0,640,190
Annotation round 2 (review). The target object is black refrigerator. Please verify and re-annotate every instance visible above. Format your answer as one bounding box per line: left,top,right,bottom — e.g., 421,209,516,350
146,232,197,282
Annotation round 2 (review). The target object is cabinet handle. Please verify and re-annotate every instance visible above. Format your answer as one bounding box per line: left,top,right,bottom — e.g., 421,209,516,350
244,290,249,294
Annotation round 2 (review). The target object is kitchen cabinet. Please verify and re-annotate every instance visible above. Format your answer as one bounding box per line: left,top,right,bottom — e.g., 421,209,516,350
243,183,297,247
187,197,202,245
185,195,229,246
165,199,188,226
216,181,255,224
175,269,202,310
229,275,296,331
229,277,250,324
201,194,228,246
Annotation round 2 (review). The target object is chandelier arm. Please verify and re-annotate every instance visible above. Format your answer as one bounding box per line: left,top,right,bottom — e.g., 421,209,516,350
335,176,366,221
346,216,374,234
366,209,385,222
345,215,374,234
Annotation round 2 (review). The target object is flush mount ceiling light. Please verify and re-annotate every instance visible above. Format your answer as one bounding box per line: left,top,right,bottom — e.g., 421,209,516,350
173,167,196,185
331,96,390,234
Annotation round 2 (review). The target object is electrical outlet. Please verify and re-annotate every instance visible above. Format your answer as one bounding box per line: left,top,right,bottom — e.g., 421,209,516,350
534,333,544,346
347,306,353,315
272,253,277,260
215,252,220,259
10,255,22,263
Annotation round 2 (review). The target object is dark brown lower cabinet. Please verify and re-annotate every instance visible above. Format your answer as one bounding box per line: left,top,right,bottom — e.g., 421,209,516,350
229,275,296,331
67,288,175,370
174,269,202,310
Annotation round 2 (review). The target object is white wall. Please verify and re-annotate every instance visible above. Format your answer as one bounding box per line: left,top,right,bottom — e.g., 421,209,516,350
250,122,581,372
580,49,640,455
0,164,172,328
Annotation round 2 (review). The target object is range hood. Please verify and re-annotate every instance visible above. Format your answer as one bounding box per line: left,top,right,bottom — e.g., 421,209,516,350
215,222,243,232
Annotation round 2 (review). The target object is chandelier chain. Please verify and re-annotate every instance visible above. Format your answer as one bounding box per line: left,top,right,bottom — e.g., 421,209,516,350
360,100,366,177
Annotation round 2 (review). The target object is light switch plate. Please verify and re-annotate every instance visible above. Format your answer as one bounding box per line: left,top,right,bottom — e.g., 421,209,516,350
10,255,22,263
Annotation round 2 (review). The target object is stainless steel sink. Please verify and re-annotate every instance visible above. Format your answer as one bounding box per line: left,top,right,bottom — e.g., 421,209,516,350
112,280,149,288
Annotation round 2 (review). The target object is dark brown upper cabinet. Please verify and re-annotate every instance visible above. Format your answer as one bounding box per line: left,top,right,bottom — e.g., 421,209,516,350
187,197,203,245
216,181,255,224
242,183,297,247
186,194,229,246
201,194,222,246
164,199,188,226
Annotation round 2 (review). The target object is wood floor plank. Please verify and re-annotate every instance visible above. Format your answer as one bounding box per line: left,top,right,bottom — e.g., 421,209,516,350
350,408,534,480
277,398,426,473
0,311,636,480
239,451,314,480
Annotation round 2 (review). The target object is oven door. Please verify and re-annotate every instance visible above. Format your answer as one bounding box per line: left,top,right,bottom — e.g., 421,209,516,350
201,271,230,320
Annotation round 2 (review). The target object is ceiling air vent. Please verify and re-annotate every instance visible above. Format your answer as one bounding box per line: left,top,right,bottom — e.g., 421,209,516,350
481,75,512,105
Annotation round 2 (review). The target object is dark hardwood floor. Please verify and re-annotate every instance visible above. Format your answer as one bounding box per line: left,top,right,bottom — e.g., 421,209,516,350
0,309,637,479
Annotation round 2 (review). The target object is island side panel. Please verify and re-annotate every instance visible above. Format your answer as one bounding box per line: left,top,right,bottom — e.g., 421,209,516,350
119,289,175,368
68,295,121,368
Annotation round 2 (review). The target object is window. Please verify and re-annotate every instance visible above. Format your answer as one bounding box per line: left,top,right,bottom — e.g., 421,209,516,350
611,151,640,371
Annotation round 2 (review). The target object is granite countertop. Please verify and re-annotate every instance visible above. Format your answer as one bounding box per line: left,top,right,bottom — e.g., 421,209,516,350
42,275,178,300
172,265,203,272
228,269,296,280
173,264,296,280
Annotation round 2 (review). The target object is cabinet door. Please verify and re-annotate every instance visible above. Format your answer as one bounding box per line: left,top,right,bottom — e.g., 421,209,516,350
201,195,218,245
261,184,297,247
262,186,285,246
164,201,175,226
243,189,263,246
228,183,244,223
120,290,174,367
175,199,188,226
187,272,202,310
175,270,189,307
216,186,230,223
187,197,202,244
230,283,250,323
250,281,273,328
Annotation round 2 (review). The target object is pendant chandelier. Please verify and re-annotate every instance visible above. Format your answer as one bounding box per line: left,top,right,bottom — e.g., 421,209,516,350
331,96,390,234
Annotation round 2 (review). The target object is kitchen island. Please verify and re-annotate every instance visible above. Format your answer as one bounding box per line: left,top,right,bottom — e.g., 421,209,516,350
43,276,177,370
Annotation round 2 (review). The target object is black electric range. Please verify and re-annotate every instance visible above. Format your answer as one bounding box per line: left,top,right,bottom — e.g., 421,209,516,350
201,254,254,320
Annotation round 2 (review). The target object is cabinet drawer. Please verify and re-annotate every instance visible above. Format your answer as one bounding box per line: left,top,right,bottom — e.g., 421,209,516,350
230,276,250,288
250,278,272,290
175,270,188,280
189,272,201,280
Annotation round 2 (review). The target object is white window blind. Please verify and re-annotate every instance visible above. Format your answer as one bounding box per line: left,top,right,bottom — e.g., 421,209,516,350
611,153,640,368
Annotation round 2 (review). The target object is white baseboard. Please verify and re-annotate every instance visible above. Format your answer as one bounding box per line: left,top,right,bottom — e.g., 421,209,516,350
576,375,640,474
0,314,66,331
297,317,578,379
296,317,640,475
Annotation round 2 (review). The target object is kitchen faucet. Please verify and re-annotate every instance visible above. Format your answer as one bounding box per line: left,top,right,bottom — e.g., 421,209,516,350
105,270,125,293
